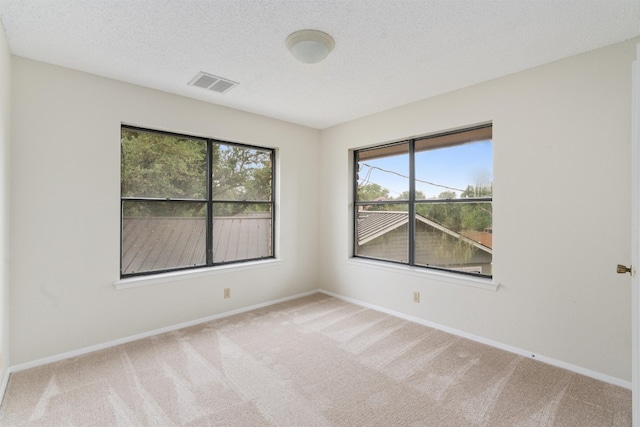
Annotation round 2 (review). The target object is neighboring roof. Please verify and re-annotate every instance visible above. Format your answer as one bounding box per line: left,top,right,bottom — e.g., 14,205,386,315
460,230,493,250
356,211,492,254
122,214,271,275
357,211,408,245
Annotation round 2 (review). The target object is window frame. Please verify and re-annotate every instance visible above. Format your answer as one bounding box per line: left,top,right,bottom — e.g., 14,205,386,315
353,124,492,279
120,125,275,278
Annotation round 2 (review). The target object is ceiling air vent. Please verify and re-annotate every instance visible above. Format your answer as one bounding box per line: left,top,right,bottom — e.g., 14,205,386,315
188,72,238,94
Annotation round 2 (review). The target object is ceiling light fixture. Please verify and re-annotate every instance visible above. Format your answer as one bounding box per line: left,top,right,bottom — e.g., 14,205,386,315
286,29,335,64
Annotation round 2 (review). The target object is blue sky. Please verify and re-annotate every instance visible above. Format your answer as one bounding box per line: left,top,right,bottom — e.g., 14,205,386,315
358,140,492,199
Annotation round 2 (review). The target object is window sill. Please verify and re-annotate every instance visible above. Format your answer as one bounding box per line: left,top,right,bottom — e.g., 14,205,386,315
346,258,499,291
114,259,283,290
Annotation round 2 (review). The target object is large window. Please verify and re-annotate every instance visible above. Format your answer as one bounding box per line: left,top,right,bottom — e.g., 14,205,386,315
121,126,274,277
354,124,492,277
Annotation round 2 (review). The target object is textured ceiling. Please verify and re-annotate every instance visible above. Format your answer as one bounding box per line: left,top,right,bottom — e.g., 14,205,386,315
0,1,638,129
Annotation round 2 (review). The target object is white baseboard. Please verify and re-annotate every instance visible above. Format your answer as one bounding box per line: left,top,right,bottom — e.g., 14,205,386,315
1,287,630,408
6,289,318,376
319,289,632,390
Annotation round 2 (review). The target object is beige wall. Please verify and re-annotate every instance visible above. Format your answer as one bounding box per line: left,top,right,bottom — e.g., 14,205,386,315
7,37,638,383
10,57,321,364
0,22,10,379
319,39,638,382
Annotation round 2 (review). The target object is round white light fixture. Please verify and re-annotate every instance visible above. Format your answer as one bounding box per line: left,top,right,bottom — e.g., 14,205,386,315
286,29,335,64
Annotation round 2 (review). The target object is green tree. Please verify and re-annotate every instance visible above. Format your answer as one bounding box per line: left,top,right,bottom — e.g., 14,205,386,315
211,144,272,201
413,188,492,232
121,129,272,217
461,185,492,198
121,130,207,199
420,202,462,231
396,190,426,201
461,202,492,231
459,184,492,231
211,144,272,216
357,183,389,201
121,130,207,217
412,191,459,230
437,190,457,200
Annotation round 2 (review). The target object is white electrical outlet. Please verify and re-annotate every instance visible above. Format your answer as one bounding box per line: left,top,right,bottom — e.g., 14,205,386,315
224,288,231,299
413,291,420,303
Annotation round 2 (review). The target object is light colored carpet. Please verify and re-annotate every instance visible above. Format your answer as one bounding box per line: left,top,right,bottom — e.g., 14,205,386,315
0,293,631,426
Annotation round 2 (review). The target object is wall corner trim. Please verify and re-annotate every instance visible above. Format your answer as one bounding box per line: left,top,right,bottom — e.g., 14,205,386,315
0,367,9,407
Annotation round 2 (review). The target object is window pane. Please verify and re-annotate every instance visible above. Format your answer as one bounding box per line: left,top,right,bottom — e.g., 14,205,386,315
356,143,409,201
212,144,272,201
355,204,409,263
414,201,492,275
121,129,207,199
122,201,206,275
212,203,272,263
415,138,492,200
353,125,492,277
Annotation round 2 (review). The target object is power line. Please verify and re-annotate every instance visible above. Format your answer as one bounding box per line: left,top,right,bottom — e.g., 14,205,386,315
360,163,465,193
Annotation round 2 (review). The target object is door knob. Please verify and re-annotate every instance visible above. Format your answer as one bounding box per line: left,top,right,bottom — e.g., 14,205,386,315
617,264,632,275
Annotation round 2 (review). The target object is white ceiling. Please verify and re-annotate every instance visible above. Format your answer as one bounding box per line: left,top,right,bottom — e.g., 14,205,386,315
0,1,638,129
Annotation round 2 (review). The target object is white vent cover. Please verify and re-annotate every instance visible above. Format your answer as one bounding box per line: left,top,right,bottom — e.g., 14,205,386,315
188,72,238,94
